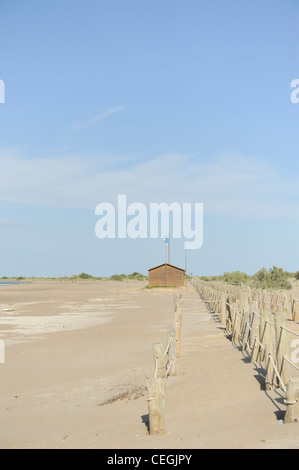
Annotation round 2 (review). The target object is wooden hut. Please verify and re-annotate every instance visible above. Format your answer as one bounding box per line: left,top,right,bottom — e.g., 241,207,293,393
148,263,185,287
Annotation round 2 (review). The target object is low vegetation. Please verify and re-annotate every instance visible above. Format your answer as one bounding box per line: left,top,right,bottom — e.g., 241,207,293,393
200,266,295,290
1,267,296,290
0,271,148,282
110,272,147,281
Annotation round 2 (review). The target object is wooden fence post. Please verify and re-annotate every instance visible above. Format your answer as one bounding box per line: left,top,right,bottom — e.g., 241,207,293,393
250,322,260,363
232,303,239,343
258,290,263,309
264,309,273,390
274,311,283,381
285,379,299,424
175,307,182,358
258,308,266,362
226,298,233,334
167,325,177,376
249,302,258,350
147,377,166,435
242,308,250,352
282,294,290,319
292,298,299,322
174,293,182,312
274,310,290,386
153,343,166,382
221,293,226,326
239,291,245,314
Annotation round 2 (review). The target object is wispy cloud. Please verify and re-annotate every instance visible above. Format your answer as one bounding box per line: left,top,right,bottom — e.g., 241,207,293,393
0,219,20,226
72,106,126,131
0,149,297,218
0,219,20,243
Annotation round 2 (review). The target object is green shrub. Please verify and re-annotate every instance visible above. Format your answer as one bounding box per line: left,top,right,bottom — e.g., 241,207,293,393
200,276,211,281
78,272,93,279
128,272,147,281
203,271,249,285
251,266,292,290
110,274,126,281
222,271,249,285
200,266,293,290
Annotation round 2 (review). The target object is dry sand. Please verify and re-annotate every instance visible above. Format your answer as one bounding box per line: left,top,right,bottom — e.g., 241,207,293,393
0,279,299,449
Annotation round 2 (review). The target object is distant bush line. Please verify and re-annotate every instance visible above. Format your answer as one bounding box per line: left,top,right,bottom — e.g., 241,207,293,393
0,272,148,282
109,272,147,281
3,268,299,290
199,267,299,290
67,272,147,281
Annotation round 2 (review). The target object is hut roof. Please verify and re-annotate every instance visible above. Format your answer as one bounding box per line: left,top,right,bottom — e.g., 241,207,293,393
148,263,185,272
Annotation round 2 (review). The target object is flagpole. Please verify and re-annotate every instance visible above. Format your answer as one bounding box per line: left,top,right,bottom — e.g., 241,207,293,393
168,232,170,264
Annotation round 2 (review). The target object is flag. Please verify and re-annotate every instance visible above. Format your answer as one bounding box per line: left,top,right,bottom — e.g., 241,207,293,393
163,236,168,245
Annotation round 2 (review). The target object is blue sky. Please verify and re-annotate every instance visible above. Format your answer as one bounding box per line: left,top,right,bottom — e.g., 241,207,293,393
0,0,299,277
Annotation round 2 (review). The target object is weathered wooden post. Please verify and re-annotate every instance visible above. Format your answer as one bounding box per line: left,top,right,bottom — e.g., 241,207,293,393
258,290,263,309
282,294,290,319
247,286,252,304
176,296,183,315
167,325,177,376
263,309,273,390
221,293,226,326
258,308,266,362
212,291,216,312
274,310,290,386
291,294,295,320
285,379,299,423
250,326,260,363
274,310,283,382
153,343,166,382
147,377,166,435
175,306,182,358
174,293,182,312
275,292,282,313
239,291,245,314
232,303,241,343
249,302,258,350
242,308,250,352
292,298,299,322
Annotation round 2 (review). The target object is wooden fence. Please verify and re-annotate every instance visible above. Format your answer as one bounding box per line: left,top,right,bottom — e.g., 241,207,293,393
146,293,183,435
193,278,299,423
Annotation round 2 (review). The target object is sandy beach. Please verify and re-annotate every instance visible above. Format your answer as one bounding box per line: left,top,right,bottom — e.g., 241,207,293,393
1,279,299,449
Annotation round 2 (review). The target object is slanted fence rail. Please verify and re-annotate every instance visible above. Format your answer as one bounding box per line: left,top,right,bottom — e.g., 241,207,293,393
194,278,299,423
